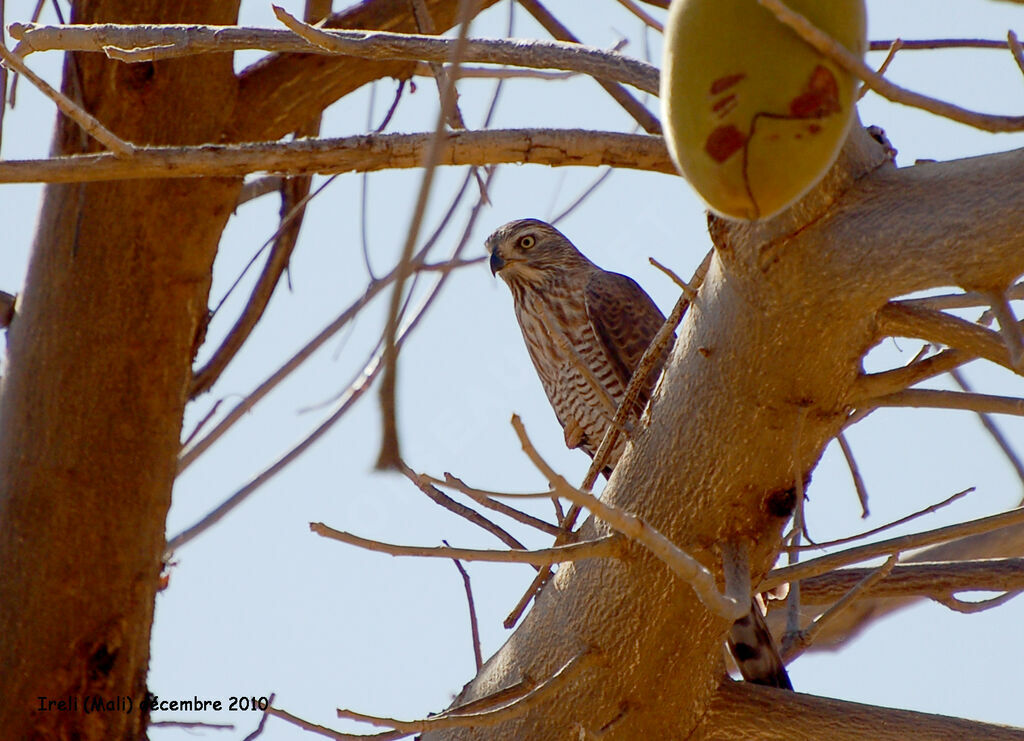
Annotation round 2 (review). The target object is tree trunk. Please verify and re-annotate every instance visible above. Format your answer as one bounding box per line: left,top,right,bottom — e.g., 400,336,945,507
428,127,1024,738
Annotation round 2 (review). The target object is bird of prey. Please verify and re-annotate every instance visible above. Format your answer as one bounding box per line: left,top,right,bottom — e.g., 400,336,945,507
487,217,792,690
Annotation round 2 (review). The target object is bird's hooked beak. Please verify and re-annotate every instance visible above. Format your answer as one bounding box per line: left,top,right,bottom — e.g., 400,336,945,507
489,249,506,276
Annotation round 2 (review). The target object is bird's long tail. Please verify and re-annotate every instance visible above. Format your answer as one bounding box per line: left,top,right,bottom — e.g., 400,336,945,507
726,598,793,690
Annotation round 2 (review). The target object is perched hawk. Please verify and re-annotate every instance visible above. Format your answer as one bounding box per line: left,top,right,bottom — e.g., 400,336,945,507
487,218,792,690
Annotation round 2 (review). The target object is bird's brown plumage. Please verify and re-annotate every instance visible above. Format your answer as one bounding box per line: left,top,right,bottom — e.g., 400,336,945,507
487,217,792,691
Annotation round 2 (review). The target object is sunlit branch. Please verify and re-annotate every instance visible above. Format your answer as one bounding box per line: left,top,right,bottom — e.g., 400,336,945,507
335,652,596,733
788,487,973,552
763,507,1024,591
0,129,673,185
9,21,658,95
424,473,562,536
310,522,622,565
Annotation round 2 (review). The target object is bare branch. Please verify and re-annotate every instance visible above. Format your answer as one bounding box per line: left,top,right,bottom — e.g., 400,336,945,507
836,433,869,517
867,388,1024,417
424,473,562,536
336,651,596,733
0,129,672,185
310,523,622,565
9,21,659,96
268,706,402,740
614,0,664,33
950,368,1024,493
704,680,1024,740
788,487,973,552
1008,30,1024,79
0,40,134,155
763,507,1024,591
400,465,532,555
782,554,897,661
445,548,483,671
791,558,1024,605
757,0,1024,132
518,0,661,133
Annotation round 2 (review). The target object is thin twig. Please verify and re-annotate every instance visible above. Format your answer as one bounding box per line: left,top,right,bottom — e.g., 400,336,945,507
445,545,483,671
836,433,869,518
788,487,974,552
757,0,1024,132
1008,30,1024,79
311,523,622,565
510,415,747,621
335,651,595,733
859,38,902,100
867,388,1024,417
896,283,1024,312
517,0,661,133
614,0,663,33
949,369,1024,494
167,182,491,553
0,40,134,155
268,706,402,740
400,464,532,556
982,289,1024,368
426,473,561,536
240,692,277,741
782,554,898,661
762,507,1024,591
550,166,613,225
10,20,660,94
648,257,698,299
190,174,330,397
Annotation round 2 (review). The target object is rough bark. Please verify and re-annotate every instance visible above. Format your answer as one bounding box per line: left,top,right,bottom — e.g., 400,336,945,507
0,2,240,737
0,0,489,738
428,127,1024,738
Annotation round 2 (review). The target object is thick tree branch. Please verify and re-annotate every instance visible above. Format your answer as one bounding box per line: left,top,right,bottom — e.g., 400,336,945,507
0,129,675,184
698,681,1024,740
9,22,659,96
789,558,1024,605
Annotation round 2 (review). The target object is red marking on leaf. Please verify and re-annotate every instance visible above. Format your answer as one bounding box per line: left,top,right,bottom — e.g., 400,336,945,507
705,125,747,163
789,65,841,118
710,73,746,95
807,123,822,134
711,93,737,118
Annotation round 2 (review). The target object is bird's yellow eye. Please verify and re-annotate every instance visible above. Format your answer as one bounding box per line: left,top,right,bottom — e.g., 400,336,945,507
518,235,536,249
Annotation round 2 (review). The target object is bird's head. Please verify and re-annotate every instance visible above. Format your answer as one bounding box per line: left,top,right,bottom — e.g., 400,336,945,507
485,218,590,287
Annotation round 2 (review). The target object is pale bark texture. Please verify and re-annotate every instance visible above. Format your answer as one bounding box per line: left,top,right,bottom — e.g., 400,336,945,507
427,129,1024,738
0,0,492,738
